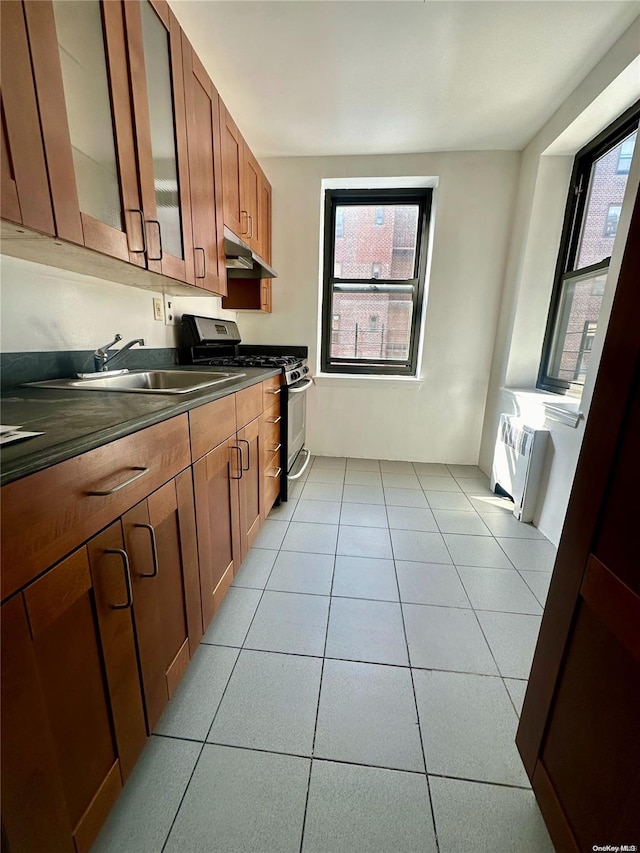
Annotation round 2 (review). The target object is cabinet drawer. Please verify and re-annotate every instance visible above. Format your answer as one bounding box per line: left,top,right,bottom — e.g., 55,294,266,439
189,393,237,462
236,383,262,429
262,376,282,409
262,417,281,455
263,399,282,428
263,449,281,514
1,415,191,600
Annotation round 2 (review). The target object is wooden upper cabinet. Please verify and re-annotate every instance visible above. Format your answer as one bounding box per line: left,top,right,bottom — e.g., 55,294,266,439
182,34,226,296
0,1,55,234
219,97,272,261
219,98,246,240
124,0,194,284
25,0,144,262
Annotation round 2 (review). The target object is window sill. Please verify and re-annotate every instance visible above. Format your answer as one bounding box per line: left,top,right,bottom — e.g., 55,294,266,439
315,372,423,385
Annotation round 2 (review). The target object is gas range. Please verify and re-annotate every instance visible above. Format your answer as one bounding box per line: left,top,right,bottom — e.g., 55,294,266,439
180,315,309,387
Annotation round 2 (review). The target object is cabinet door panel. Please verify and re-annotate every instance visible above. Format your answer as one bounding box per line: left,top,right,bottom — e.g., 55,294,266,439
1,594,74,853
0,0,55,234
244,147,260,251
258,170,272,263
220,99,245,239
238,416,262,561
25,0,145,261
193,438,240,628
183,36,226,295
125,0,194,283
88,522,147,781
176,467,204,649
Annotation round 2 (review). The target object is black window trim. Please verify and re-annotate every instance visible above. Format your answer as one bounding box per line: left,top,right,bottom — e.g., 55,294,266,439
537,100,639,394
321,187,432,377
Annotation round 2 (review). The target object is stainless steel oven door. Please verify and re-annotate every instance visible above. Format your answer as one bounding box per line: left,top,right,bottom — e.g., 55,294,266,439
287,377,313,475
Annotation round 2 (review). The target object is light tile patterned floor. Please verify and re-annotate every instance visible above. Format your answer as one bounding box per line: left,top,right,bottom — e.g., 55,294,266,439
93,457,556,853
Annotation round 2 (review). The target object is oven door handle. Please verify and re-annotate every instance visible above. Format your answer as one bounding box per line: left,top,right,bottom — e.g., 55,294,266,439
287,447,312,480
288,378,314,394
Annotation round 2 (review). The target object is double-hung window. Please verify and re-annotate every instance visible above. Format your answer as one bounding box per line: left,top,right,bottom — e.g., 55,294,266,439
321,188,431,376
538,103,638,393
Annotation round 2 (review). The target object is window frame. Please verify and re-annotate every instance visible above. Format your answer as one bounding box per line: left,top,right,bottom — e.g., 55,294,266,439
320,187,432,377
537,101,639,394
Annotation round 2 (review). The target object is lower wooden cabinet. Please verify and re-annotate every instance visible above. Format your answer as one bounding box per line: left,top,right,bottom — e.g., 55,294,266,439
237,415,263,562
193,436,241,628
1,540,147,853
123,471,202,733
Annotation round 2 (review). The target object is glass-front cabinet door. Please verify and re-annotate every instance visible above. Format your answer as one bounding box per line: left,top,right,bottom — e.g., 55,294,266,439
25,0,146,265
124,0,194,283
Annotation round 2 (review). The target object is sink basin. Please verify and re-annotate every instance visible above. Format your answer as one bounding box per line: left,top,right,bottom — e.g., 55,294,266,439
28,370,245,395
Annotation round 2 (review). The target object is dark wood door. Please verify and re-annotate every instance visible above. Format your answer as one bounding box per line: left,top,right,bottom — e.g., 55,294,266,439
123,476,202,732
257,169,272,263
193,437,241,629
238,416,263,562
244,146,260,252
219,99,246,240
24,0,145,262
182,34,226,295
1,539,147,853
0,0,55,234
517,191,640,850
124,0,194,284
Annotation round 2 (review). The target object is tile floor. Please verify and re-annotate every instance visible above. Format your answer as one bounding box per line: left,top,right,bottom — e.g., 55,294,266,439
93,457,557,853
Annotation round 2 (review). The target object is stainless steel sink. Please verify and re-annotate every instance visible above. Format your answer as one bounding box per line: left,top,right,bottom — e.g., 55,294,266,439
27,369,245,395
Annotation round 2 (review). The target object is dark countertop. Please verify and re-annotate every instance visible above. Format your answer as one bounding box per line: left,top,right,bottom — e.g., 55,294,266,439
1,367,280,486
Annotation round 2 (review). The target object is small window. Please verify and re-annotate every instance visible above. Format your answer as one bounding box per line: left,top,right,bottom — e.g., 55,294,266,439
617,135,635,173
538,107,638,393
603,204,621,238
321,188,431,376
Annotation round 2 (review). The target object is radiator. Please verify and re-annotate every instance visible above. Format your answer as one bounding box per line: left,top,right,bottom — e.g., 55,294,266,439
490,414,549,523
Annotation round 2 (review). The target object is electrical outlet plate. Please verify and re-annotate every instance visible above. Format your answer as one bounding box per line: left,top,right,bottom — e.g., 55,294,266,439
152,297,164,321
163,294,179,326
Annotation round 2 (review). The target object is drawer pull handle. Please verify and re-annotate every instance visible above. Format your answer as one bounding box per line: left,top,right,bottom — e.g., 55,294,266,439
265,416,281,424
230,445,243,480
238,438,250,470
266,388,281,395
147,219,163,261
268,468,282,478
105,548,133,610
135,523,159,578
268,443,282,453
86,466,149,496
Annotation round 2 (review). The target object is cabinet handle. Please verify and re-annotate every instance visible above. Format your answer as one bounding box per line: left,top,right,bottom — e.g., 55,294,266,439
268,468,282,478
135,522,159,578
266,388,281,395
267,443,282,453
147,219,163,261
195,247,206,279
240,210,249,236
230,444,243,480
129,208,147,254
104,548,133,610
86,466,149,496
247,214,253,239
238,438,250,470
265,415,281,424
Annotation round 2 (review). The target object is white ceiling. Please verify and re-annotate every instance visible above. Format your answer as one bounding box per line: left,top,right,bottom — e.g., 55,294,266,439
169,1,640,158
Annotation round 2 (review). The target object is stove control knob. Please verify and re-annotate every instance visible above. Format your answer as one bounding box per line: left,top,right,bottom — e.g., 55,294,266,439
291,370,300,382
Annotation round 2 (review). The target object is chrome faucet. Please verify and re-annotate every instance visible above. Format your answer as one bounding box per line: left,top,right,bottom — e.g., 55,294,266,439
94,334,145,372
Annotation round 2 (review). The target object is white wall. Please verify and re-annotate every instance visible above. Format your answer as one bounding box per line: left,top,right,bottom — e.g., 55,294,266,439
240,151,520,462
479,17,640,545
0,255,236,352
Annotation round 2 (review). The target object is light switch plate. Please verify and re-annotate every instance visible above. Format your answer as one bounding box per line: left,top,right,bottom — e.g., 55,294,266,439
152,297,164,321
